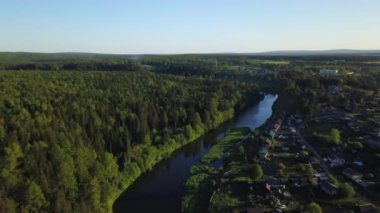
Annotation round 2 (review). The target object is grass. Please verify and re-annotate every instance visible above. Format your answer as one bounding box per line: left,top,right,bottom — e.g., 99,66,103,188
201,127,251,164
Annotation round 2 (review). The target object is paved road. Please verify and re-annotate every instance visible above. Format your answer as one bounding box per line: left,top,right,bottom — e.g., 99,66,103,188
295,129,331,176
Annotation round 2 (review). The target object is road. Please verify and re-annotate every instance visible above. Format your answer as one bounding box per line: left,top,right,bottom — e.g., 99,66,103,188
294,127,331,176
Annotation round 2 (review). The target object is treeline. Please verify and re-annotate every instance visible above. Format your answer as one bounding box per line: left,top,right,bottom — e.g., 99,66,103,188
2,52,380,79
0,71,262,212
0,61,142,72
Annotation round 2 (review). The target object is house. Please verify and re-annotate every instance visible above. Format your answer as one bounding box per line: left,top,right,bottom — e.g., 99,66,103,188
265,138,272,145
282,191,292,199
355,179,368,188
356,203,376,213
319,69,339,76
314,172,328,181
274,119,282,131
343,168,363,180
310,156,320,165
266,178,285,190
268,129,276,139
352,160,364,167
277,134,288,140
320,181,339,196
259,146,269,159
327,154,345,167
281,147,290,151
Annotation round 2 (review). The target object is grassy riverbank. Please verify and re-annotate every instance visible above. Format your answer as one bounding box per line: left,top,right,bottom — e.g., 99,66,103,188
111,97,265,212
181,127,255,213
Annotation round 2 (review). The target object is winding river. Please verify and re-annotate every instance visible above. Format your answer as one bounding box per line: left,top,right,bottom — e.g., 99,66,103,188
113,94,278,213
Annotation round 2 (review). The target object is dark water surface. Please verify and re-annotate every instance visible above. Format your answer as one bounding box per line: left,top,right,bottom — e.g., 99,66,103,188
113,94,277,213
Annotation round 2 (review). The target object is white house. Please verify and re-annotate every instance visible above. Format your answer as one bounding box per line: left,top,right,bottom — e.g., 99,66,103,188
319,69,339,76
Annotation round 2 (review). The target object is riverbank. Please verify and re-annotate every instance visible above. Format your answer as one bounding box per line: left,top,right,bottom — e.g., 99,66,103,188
111,94,266,212
107,127,206,212
181,94,282,212
108,115,231,211
112,94,278,213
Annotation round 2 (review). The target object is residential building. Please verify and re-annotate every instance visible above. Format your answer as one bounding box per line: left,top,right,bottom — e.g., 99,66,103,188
356,203,377,213
343,168,363,180
319,69,339,76
259,146,269,159
320,181,339,196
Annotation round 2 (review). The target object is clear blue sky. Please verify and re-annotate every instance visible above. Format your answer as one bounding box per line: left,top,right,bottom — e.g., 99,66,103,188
1,0,379,54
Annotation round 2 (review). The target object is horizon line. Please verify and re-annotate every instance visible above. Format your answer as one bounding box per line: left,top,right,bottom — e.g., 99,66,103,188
1,48,380,56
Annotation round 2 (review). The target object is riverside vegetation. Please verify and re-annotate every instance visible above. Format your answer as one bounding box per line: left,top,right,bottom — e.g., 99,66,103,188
0,70,262,212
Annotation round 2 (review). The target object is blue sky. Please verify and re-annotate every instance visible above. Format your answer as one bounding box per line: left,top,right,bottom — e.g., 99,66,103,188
1,0,379,54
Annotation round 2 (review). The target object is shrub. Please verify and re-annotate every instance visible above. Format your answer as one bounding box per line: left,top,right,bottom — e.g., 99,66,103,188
304,202,322,213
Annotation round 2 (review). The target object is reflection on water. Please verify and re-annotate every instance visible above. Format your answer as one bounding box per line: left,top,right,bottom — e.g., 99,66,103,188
113,94,277,213
234,94,278,130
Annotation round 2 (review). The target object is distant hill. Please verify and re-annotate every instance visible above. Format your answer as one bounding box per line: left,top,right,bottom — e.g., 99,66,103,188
248,49,380,56
1,49,380,64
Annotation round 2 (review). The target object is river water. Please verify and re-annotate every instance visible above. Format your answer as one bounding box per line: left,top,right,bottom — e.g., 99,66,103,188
113,94,277,213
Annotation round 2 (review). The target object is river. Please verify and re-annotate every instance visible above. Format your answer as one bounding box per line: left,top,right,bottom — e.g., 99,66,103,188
113,94,278,213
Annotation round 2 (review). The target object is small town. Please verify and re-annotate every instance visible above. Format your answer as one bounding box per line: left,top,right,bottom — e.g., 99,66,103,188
182,97,380,213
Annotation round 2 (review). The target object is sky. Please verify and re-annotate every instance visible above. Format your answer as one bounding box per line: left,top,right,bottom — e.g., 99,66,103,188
0,0,379,54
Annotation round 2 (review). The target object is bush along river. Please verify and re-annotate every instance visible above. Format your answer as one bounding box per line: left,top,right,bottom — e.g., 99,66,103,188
113,94,278,213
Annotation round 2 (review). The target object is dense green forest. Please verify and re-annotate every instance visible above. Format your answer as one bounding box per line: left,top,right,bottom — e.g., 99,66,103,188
0,52,379,212
0,70,261,212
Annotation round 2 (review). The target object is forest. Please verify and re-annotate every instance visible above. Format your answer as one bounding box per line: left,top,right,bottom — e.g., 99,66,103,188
0,70,262,212
2,52,380,78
